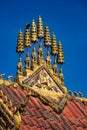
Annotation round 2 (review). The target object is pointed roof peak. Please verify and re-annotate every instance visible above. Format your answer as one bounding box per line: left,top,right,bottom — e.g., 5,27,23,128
46,25,49,28
38,15,41,18
19,28,22,33
58,40,62,45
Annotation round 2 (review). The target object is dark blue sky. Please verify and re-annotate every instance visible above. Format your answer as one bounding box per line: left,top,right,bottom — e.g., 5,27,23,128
0,0,87,96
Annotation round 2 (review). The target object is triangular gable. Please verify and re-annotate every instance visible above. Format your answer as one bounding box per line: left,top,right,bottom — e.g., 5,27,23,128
23,66,66,93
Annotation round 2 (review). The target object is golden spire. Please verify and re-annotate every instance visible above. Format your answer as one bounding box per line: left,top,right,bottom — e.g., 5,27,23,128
59,68,64,84
57,41,64,64
31,47,37,70
51,33,58,55
44,25,51,47
16,29,24,54
46,51,51,66
53,60,58,74
37,16,44,38
24,24,31,48
17,57,23,75
37,43,44,65
31,19,38,43
25,52,30,70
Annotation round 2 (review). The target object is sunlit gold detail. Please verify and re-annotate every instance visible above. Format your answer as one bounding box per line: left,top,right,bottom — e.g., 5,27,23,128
24,26,31,48
3,76,13,86
16,29,24,54
46,51,51,67
0,90,21,129
17,58,23,75
8,76,13,82
44,26,51,46
0,74,5,85
30,87,67,113
59,68,64,84
13,94,31,129
13,111,21,130
57,41,64,64
51,33,58,55
53,60,58,75
31,19,38,42
37,16,44,38
24,52,31,76
31,47,37,70
0,90,3,98
25,52,30,70
37,43,44,65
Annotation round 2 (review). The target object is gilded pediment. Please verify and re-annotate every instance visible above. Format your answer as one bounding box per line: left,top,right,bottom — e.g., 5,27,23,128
23,66,67,93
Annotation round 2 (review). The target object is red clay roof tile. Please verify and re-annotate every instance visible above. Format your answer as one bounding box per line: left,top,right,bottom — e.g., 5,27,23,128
0,85,87,130
38,118,50,129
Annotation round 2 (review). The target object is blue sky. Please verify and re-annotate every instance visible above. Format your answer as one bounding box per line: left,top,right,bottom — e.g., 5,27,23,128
0,0,87,96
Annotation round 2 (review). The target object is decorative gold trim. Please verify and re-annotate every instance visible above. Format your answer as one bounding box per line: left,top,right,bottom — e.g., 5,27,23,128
29,87,67,113
0,94,21,129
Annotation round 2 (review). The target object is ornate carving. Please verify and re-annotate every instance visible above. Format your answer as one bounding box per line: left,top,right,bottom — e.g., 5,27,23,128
23,66,66,93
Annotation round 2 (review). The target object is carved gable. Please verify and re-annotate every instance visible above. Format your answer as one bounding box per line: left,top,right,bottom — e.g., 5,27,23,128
23,66,65,93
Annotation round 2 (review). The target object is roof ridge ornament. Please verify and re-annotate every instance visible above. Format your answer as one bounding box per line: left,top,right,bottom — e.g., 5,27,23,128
15,16,65,89
16,29,24,55
31,19,38,43
37,16,44,39
0,74,5,85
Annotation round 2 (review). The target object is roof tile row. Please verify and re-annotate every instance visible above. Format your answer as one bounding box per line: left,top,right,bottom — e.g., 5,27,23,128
0,85,87,130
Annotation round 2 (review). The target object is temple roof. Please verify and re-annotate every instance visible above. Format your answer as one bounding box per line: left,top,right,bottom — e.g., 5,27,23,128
0,83,87,130
0,16,87,130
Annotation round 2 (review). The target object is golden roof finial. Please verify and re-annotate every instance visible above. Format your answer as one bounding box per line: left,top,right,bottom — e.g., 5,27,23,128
37,16,44,39
51,33,58,55
59,68,64,84
24,24,31,48
53,59,58,74
32,47,37,60
31,19,38,43
37,43,44,65
16,29,24,54
46,51,51,66
8,76,13,82
25,52,30,70
0,74,5,85
0,74,5,80
44,25,51,47
17,57,23,75
79,92,83,97
38,43,43,57
31,47,37,69
57,41,64,64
